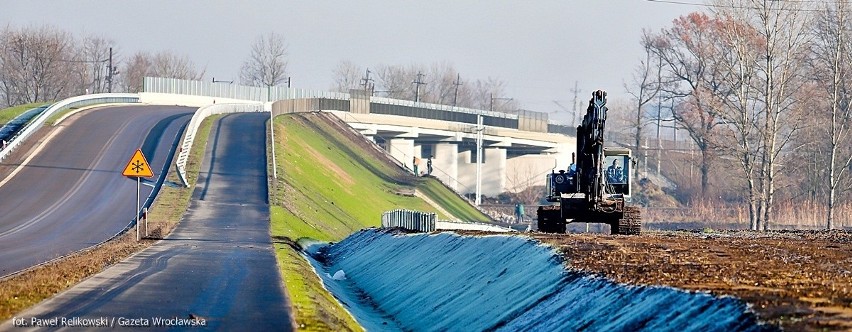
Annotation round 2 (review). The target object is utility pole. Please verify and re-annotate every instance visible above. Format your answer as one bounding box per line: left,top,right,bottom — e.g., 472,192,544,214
655,93,663,176
570,81,580,127
106,47,119,93
452,73,463,106
413,72,427,102
284,76,291,88
360,68,373,92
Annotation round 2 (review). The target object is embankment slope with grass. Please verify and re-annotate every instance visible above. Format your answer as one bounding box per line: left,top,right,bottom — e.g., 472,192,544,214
269,112,490,330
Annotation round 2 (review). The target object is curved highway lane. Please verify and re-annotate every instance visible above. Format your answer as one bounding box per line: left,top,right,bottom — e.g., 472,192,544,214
3,113,293,330
0,105,194,276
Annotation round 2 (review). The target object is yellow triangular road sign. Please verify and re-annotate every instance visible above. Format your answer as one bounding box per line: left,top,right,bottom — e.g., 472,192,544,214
122,149,154,178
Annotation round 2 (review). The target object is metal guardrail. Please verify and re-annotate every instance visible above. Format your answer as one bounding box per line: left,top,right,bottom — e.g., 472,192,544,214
174,103,265,187
381,209,437,232
0,93,139,162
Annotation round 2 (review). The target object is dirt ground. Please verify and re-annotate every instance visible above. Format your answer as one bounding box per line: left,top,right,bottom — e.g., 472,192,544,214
531,230,852,331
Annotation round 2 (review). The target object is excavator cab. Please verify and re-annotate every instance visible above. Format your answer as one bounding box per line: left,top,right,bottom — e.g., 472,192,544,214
544,147,632,202
603,147,631,197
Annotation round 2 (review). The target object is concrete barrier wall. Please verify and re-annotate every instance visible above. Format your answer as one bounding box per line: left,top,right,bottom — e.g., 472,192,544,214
270,98,349,117
144,77,567,135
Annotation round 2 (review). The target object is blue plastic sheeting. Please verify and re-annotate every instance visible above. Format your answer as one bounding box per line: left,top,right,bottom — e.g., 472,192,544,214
0,106,48,142
307,229,774,332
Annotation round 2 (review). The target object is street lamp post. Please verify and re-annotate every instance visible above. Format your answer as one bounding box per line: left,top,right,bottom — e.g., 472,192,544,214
475,114,483,206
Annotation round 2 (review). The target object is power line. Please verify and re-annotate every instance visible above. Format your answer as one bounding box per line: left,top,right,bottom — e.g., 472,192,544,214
645,0,828,12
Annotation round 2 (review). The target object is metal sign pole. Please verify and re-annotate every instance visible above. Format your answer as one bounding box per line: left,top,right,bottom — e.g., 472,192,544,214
136,177,140,241
122,149,153,242
144,207,148,237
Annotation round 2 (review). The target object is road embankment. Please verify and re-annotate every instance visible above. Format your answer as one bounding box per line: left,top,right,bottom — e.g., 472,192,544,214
306,229,770,331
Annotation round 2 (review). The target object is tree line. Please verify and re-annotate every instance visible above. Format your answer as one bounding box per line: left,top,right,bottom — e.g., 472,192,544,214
1,25,519,115
330,60,519,112
625,0,852,230
0,25,208,106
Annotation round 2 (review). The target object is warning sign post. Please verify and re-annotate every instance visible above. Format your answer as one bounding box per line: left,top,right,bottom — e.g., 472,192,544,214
122,149,154,241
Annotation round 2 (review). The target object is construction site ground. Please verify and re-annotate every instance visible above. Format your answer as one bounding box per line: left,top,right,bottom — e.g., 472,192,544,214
528,230,852,331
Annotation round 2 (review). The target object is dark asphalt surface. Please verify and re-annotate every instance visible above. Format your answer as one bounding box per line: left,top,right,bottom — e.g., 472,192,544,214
0,105,193,276
3,113,293,330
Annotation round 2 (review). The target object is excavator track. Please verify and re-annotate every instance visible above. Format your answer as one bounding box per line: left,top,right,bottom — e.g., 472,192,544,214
537,205,566,233
612,206,641,235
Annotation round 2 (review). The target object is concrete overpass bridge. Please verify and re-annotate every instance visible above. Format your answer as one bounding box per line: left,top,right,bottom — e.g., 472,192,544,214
144,77,575,198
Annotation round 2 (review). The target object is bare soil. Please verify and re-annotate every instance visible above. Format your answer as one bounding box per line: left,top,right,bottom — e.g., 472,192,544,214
530,230,852,331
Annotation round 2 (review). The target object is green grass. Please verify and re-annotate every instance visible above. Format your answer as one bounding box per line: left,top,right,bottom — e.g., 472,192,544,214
271,113,439,241
418,177,492,222
0,102,49,125
268,113,490,330
45,107,82,126
274,241,362,331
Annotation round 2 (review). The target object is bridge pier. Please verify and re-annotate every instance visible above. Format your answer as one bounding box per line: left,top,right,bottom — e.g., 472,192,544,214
433,143,459,190
387,138,415,171
483,147,507,197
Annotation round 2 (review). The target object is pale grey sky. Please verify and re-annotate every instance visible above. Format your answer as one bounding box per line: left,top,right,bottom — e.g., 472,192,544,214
1,0,698,123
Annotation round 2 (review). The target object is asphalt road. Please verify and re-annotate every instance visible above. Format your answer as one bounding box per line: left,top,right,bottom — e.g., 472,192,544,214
0,105,193,276
4,113,293,330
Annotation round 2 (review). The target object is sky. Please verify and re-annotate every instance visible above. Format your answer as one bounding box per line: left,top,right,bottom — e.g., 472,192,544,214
0,1,698,123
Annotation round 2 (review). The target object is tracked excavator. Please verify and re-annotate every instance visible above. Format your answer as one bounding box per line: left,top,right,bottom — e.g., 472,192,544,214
537,90,641,235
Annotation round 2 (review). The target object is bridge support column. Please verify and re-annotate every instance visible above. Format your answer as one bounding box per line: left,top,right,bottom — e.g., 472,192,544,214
457,147,475,194
432,143,458,190
483,147,507,196
387,138,415,171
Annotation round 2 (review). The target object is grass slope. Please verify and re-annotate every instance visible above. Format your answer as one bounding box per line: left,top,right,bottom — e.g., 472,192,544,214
272,113,439,241
269,112,489,331
0,103,49,125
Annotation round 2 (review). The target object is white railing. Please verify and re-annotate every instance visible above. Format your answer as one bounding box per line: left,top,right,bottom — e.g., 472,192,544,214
0,93,139,162
175,103,265,187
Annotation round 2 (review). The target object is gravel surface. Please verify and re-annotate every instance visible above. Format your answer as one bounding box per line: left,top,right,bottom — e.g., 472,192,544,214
530,230,852,331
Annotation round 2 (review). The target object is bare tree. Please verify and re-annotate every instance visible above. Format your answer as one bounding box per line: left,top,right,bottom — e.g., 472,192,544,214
375,64,418,100
810,1,852,230
722,0,812,230
0,25,77,106
648,12,726,199
423,61,459,105
121,51,152,93
506,165,546,206
150,51,205,80
626,30,663,180
118,50,203,92
240,32,288,87
335,60,517,111
469,77,518,112
75,35,116,94
330,60,362,93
